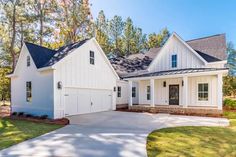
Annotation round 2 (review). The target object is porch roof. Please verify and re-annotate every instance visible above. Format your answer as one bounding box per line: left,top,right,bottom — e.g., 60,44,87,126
123,68,228,79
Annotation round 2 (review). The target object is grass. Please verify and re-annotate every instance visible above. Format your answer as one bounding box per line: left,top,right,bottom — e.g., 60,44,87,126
146,111,236,157
0,118,63,150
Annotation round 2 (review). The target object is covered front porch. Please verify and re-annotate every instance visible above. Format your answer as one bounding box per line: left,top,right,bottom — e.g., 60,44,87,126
125,68,228,112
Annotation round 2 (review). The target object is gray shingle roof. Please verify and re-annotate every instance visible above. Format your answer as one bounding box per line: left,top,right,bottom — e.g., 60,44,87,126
123,68,228,79
25,39,88,69
110,34,227,76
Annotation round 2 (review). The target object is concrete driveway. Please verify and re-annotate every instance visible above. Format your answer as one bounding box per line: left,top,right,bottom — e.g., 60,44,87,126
0,111,229,157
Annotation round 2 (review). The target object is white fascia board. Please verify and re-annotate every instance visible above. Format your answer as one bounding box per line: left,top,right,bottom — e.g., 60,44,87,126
206,60,227,65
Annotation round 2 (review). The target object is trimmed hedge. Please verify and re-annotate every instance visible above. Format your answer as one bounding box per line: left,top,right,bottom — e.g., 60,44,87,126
224,98,236,110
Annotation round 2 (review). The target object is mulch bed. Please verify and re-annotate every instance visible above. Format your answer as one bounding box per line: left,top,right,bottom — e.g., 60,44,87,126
9,115,70,125
9,116,69,125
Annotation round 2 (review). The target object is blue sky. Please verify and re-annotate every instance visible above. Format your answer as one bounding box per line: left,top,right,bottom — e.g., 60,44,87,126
90,0,236,45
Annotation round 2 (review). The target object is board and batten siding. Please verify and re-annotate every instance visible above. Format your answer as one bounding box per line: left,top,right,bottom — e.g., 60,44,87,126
137,75,218,107
148,35,205,72
53,39,117,118
11,45,54,118
116,81,139,105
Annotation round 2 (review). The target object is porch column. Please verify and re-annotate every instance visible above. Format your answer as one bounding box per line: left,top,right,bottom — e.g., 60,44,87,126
128,80,133,107
183,76,188,108
217,73,223,110
150,79,155,107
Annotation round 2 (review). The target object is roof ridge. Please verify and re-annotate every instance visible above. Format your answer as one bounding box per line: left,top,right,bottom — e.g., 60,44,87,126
186,33,225,42
25,42,56,52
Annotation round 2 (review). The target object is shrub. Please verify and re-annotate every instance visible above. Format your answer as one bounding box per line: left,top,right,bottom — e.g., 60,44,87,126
40,115,48,119
25,114,33,118
18,112,24,116
12,112,17,116
224,98,236,109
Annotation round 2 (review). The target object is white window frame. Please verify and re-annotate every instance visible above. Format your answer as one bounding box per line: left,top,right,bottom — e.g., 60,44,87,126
27,56,30,67
171,54,177,68
132,87,136,98
197,83,209,102
147,86,150,100
26,81,32,103
90,51,95,65
117,86,121,97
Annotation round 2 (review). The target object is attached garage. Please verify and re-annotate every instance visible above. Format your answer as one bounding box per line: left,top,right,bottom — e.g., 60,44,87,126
64,88,113,116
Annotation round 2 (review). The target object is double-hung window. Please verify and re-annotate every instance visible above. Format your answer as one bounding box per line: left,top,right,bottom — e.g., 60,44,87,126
147,86,150,100
27,56,30,67
26,81,32,102
117,86,121,97
171,54,177,68
90,51,95,65
198,83,208,101
132,87,136,97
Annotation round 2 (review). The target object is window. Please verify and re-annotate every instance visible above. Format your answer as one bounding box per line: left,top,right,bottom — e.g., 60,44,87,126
171,54,177,68
198,83,208,101
90,51,94,65
147,86,150,100
117,86,121,97
132,87,136,97
26,81,32,102
27,56,30,67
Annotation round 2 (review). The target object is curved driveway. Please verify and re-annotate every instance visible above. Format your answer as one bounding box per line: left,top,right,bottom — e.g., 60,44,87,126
0,111,229,157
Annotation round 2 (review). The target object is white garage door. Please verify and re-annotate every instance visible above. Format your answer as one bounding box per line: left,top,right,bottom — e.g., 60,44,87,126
65,88,112,116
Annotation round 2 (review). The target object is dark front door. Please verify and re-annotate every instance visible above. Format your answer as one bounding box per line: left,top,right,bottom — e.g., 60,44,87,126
169,85,179,105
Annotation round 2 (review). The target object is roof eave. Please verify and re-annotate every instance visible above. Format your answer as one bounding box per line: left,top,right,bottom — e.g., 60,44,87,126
124,69,228,81
37,66,55,72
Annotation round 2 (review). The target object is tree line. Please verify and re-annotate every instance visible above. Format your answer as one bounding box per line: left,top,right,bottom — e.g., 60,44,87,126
0,0,235,103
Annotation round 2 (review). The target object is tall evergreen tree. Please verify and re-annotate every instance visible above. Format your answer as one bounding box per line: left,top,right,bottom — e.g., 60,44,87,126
147,27,170,49
108,15,124,55
227,42,236,76
95,10,111,53
123,17,134,55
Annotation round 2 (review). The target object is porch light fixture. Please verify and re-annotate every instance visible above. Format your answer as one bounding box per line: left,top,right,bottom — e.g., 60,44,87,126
182,80,184,86
57,81,62,89
163,81,166,87
113,87,116,92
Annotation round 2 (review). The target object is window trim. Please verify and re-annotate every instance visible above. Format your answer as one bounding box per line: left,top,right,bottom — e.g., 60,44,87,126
132,87,136,98
26,81,32,102
147,86,150,100
117,86,121,97
197,82,209,102
27,56,30,67
90,51,95,65
171,54,177,68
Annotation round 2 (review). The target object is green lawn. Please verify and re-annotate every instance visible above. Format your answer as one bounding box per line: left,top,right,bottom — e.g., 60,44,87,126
147,111,236,157
0,118,63,150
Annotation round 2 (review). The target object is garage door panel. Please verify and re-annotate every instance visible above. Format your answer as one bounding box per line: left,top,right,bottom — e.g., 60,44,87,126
65,88,112,116
77,89,91,114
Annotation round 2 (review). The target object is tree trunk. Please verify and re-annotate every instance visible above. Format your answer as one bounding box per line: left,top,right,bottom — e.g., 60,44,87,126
39,5,43,46
10,4,17,70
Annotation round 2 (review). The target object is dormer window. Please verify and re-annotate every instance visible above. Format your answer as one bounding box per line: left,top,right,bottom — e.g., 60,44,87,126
27,56,30,67
171,54,177,68
90,51,94,65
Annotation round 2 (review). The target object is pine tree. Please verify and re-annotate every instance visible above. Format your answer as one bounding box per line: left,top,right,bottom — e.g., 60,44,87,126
123,17,134,55
108,15,124,55
227,42,236,76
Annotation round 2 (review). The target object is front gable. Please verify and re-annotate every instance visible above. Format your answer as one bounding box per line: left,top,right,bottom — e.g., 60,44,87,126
53,38,119,89
11,44,38,77
148,33,207,72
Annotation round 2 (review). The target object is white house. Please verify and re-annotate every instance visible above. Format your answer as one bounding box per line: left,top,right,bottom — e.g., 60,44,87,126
112,33,228,112
8,32,228,119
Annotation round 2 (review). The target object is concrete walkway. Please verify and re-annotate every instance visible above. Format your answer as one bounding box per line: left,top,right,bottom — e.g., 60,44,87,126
0,111,229,157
